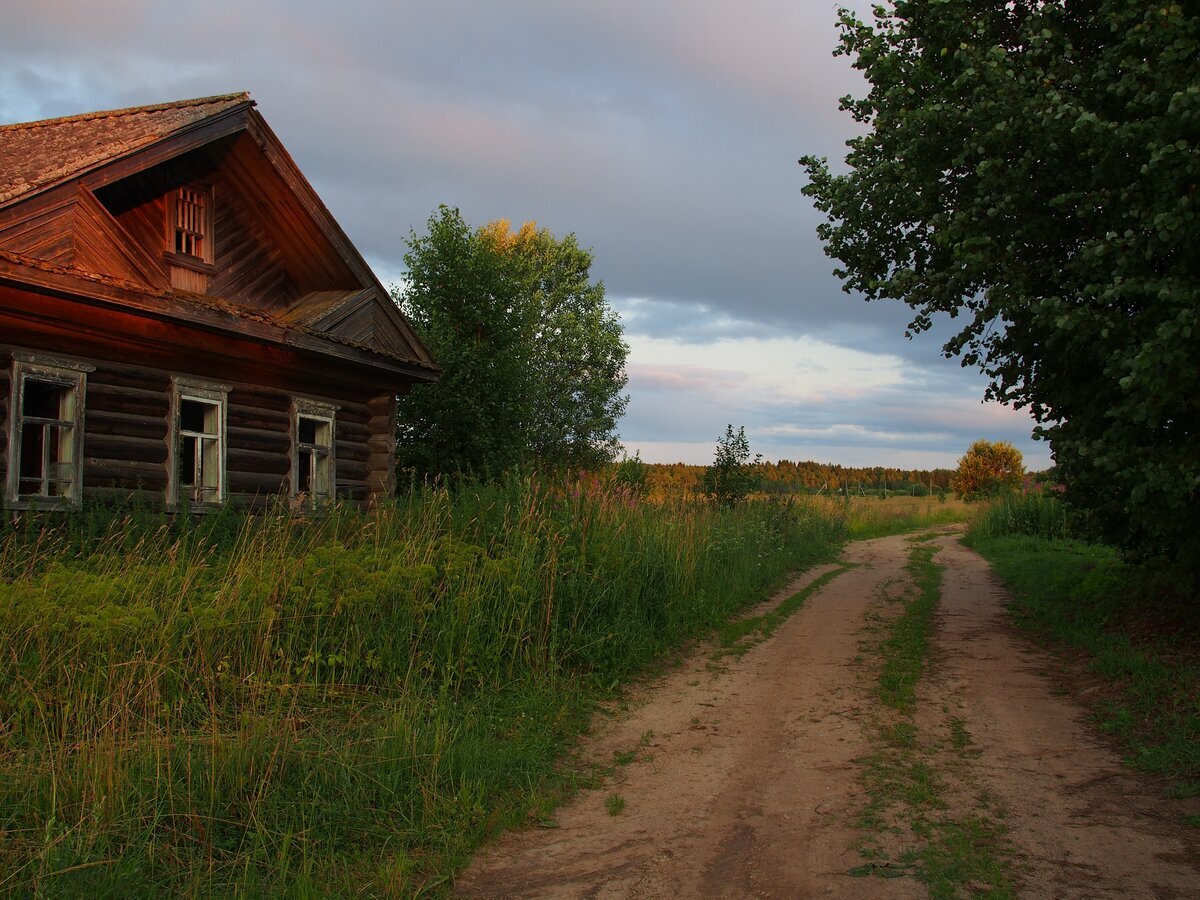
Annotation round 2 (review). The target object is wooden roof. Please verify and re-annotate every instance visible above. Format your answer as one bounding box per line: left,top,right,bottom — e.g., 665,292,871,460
0,93,252,207
0,94,438,378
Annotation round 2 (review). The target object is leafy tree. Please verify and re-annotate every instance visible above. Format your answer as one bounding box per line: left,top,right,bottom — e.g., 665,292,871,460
702,425,761,506
801,2,1200,576
610,452,650,499
953,440,1025,500
478,220,629,471
394,206,628,478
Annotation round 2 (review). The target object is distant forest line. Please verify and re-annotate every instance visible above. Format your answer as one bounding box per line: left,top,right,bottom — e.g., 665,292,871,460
644,460,959,498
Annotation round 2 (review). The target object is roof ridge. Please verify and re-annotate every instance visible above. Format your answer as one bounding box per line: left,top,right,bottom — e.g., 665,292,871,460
0,92,253,133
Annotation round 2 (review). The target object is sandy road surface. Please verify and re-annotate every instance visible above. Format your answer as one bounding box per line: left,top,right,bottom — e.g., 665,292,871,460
455,530,1200,898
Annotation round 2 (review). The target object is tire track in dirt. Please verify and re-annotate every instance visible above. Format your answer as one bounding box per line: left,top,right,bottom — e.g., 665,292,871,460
454,530,1200,898
456,535,920,899
915,533,1200,898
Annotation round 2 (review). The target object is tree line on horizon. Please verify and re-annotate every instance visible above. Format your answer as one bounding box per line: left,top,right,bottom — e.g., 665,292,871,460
641,458,959,499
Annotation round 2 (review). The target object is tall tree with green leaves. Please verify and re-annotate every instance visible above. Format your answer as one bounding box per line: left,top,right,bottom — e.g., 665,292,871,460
394,206,628,479
702,425,761,506
801,2,1200,579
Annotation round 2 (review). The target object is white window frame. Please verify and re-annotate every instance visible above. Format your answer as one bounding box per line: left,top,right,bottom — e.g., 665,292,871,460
291,398,337,507
6,353,92,508
168,376,229,508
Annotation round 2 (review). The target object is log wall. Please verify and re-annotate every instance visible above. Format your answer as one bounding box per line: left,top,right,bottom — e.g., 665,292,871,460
0,345,392,510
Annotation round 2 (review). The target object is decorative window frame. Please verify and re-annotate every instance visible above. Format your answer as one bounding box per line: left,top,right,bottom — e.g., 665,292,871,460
164,182,217,273
290,398,338,508
5,352,93,508
168,376,230,508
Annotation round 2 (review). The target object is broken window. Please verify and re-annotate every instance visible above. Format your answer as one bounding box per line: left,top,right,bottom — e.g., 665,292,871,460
171,379,227,506
292,400,336,507
7,357,89,506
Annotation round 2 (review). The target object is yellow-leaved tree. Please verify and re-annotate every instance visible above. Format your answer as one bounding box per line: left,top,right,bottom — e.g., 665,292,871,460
952,441,1024,501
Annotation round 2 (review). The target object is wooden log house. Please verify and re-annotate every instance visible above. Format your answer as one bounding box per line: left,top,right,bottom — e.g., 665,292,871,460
0,93,439,510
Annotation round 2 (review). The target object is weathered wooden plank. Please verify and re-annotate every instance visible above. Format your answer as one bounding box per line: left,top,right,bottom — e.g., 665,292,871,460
227,423,290,451
228,386,291,412
86,433,168,465
82,485,164,504
227,471,288,494
0,362,9,472
335,405,370,427
70,187,170,289
89,367,172,392
335,442,370,464
87,382,170,404
83,459,169,488
336,419,372,442
227,446,288,475
85,409,167,441
336,459,370,481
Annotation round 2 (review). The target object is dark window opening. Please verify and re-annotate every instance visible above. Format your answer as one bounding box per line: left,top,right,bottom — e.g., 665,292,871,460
173,186,208,259
178,397,221,503
16,379,75,500
295,414,333,504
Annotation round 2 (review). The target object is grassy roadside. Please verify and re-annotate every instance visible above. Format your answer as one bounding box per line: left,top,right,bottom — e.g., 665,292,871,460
0,480,878,897
853,535,1016,896
964,498,1200,806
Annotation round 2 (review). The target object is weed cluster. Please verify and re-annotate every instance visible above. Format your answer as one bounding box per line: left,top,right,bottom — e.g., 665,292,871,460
969,490,1077,542
0,478,844,895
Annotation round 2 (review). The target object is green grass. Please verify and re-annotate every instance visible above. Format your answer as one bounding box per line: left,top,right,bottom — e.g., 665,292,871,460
815,495,969,541
0,480,970,895
876,543,941,713
0,479,856,896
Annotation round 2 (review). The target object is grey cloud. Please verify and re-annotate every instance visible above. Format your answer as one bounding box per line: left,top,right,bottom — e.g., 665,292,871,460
0,1,1036,467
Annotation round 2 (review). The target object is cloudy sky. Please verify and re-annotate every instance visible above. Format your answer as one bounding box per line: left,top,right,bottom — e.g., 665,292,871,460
0,0,1052,470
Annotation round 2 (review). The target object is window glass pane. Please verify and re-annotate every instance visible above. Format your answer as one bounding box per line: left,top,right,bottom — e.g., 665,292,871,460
46,427,66,496
24,380,65,420
298,418,317,445
19,423,44,481
181,398,217,433
298,449,313,492
179,435,198,488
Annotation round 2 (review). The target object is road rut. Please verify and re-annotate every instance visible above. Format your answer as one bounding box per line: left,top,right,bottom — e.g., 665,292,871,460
455,530,1200,898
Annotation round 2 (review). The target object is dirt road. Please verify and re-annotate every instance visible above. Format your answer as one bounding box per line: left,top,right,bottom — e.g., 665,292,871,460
454,530,1200,898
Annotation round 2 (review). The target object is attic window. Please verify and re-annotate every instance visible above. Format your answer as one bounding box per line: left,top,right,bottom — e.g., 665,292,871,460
166,185,214,266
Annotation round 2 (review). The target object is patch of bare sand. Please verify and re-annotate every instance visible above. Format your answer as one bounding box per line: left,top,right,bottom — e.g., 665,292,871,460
455,535,921,899
916,533,1200,898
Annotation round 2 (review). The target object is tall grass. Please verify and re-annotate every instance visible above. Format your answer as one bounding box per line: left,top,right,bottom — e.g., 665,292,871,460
968,488,1075,541
812,494,969,540
0,478,845,896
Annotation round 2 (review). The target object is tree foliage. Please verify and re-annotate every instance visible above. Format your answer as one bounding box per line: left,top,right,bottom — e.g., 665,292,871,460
953,440,1025,500
702,425,761,506
395,206,629,478
801,2,1200,574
